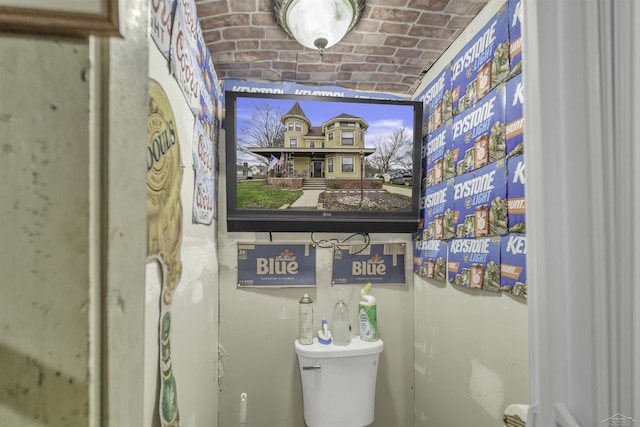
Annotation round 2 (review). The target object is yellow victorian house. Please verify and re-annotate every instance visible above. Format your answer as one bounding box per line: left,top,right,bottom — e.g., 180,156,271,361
248,102,375,183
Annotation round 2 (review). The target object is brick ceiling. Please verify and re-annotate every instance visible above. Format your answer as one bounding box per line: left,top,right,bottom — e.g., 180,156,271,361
195,0,489,96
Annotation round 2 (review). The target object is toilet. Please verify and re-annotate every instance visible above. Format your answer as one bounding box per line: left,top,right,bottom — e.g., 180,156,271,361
295,336,384,427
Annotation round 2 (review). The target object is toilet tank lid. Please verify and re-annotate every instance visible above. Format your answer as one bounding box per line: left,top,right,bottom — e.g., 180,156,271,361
295,336,383,358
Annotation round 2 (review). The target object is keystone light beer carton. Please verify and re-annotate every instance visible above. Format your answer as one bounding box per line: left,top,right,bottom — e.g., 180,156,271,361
412,234,447,282
453,159,507,238
420,135,429,190
424,239,448,282
500,234,527,298
452,84,506,176
505,73,524,157
447,236,501,292
417,64,452,138
506,154,526,233
508,0,523,77
424,120,453,188
413,231,426,275
451,3,509,116
422,178,455,241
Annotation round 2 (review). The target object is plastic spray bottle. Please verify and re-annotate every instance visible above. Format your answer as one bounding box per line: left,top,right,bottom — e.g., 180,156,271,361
359,283,378,342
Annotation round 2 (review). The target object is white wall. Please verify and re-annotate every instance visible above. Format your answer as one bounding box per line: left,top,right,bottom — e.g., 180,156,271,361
216,144,415,425
144,32,220,427
412,1,530,425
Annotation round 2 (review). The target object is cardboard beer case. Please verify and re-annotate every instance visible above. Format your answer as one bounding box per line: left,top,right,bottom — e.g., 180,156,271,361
425,120,453,188
423,178,455,241
418,64,453,137
505,72,524,157
508,0,523,77
447,236,501,292
424,239,448,282
500,233,527,298
506,154,525,233
453,159,508,238
413,231,427,276
451,3,509,116
451,85,506,177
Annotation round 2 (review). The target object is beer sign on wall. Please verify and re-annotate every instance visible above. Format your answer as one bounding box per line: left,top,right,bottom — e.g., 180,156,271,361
332,243,406,285
237,244,316,287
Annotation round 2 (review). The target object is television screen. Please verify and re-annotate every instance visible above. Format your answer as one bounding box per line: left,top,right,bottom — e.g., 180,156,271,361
224,91,423,233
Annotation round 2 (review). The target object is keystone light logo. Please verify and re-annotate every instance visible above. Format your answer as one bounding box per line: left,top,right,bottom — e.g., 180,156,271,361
601,414,637,426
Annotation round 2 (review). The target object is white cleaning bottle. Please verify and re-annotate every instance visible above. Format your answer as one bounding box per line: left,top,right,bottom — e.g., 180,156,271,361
359,282,378,342
331,289,351,346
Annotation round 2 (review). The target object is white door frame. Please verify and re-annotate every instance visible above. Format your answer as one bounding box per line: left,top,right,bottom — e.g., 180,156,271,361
524,0,639,425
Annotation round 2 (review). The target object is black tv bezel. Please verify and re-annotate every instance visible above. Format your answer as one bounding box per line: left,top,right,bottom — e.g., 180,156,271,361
224,90,423,234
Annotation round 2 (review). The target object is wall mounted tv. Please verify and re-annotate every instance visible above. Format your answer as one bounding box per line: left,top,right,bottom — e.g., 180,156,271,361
225,91,423,233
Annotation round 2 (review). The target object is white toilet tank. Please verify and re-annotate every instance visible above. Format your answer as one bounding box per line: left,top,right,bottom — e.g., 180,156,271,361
295,337,384,427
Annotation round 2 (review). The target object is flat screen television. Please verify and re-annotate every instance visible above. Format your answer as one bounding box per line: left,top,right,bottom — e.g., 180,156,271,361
224,90,423,233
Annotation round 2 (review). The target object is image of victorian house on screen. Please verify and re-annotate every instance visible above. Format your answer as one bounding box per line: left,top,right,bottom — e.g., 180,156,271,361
249,101,373,181
228,92,422,231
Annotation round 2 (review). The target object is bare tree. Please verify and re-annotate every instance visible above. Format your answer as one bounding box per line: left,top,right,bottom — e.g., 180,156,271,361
237,101,285,166
366,127,413,173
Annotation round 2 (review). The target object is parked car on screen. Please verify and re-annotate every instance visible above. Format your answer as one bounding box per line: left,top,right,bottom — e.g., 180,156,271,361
390,173,412,186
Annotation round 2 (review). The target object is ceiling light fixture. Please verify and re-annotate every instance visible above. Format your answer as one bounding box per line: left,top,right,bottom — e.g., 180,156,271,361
274,0,365,54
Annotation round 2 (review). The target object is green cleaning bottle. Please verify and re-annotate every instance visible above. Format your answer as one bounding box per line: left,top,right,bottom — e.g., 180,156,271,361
359,282,378,342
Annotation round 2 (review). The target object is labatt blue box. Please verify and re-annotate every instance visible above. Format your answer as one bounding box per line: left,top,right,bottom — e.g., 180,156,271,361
453,159,507,238
505,73,524,156
423,179,455,241
451,3,509,116
424,120,453,188
447,236,501,291
508,0,523,77
500,233,527,298
452,85,506,176
506,154,525,233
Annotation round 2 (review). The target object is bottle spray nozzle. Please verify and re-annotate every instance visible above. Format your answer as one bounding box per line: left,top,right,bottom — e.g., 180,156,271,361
361,282,374,304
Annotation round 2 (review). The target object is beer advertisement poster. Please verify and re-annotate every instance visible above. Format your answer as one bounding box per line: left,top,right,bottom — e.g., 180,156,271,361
332,243,406,285
237,243,316,287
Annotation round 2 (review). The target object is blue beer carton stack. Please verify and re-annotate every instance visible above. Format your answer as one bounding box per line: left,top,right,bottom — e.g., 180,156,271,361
415,0,527,298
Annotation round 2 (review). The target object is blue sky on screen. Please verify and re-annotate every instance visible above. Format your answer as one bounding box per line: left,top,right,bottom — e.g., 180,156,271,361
236,97,415,146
